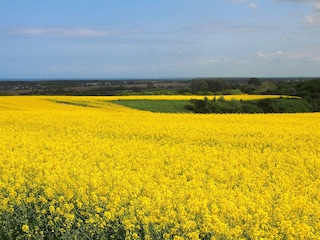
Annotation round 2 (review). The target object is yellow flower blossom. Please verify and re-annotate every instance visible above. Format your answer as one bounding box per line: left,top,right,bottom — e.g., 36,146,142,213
22,224,29,233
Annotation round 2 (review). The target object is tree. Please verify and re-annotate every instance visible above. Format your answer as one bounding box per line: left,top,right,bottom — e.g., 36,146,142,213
248,78,261,86
207,79,229,92
190,80,209,93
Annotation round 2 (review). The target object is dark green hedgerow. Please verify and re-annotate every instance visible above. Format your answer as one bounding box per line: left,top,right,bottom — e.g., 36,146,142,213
185,97,313,114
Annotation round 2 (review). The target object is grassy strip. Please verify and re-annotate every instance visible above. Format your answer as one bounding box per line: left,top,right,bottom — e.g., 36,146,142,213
113,100,192,113
48,99,100,108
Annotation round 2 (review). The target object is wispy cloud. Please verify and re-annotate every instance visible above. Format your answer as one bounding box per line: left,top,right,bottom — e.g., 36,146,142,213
285,46,320,62
257,46,320,62
8,25,197,48
257,50,284,59
196,55,250,67
198,56,229,66
226,0,258,10
225,0,247,2
248,3,258,10
184,21,274,34
11,27,121,38
304,1,320,25
304,14,320,25
273,0,320,26
272,0,315,3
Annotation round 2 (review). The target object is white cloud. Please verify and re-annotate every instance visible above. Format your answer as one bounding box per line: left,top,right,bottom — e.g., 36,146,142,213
185,21,275,34
285,47,320,62
257,50,284,59
226,0,248,2
305,1,320,25
196,56,248,68
304,14,320,24
304,1,320,25
11,27,119,38
249,3,258,10
272,0,316,3
258,47,320,63
226,0,258,10
273,0,320,26
198,56,229,66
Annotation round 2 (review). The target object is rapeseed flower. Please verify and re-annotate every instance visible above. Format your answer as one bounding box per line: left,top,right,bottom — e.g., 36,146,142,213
0,96,319,239
22,224,29,233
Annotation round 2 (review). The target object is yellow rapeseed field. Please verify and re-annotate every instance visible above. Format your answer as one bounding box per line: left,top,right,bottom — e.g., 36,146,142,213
0,96,319,239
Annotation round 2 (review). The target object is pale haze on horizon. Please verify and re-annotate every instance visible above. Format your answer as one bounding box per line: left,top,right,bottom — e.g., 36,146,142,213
1,0,319,79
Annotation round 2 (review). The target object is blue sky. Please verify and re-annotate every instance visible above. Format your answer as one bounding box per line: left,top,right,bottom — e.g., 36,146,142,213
1,0,320,79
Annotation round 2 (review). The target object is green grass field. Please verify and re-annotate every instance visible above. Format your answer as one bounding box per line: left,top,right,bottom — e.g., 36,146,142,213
113,100,191,113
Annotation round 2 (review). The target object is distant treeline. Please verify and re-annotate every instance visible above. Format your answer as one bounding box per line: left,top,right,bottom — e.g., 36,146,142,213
185,96,313,114
1,78,319,112
187,78,320,112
